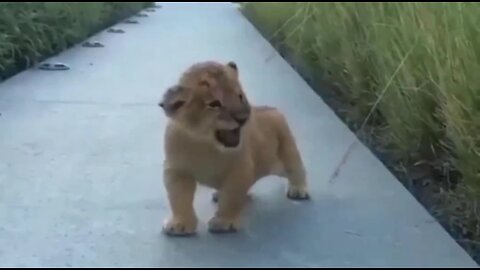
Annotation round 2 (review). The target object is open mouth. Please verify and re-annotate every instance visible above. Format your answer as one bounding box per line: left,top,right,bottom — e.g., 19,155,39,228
215,127,241,148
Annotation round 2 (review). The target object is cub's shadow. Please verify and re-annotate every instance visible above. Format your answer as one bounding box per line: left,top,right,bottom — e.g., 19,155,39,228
155,178,335,267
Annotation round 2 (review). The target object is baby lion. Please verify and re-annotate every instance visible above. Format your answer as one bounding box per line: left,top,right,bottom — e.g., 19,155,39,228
159,61,309,236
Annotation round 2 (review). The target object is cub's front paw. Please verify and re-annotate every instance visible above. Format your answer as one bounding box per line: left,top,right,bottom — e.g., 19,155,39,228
162,217,197,237
208,217,239,234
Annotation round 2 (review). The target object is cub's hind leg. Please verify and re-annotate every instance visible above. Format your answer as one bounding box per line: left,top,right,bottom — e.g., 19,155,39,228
276,114,310,200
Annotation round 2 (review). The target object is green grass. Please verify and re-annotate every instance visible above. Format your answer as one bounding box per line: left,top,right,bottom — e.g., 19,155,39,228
242,2,480,261
0,2,153,81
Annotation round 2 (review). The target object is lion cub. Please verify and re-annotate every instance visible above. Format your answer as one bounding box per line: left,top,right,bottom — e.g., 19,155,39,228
159,61,309,236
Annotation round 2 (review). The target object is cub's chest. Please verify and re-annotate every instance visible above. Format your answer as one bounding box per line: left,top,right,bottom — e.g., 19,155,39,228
165,146,235,188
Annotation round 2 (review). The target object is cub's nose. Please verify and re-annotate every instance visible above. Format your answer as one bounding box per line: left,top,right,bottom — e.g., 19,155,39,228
232,109,250,126
233,115,248,126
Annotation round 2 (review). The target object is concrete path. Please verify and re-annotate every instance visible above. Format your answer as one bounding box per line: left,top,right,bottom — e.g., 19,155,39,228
0,2,476,267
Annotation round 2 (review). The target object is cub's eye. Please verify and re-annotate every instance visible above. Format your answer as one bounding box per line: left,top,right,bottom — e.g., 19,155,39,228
208,100,222,108
238,94,243,101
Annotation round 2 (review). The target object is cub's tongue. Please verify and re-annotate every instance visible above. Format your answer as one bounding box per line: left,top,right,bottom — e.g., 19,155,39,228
215,128,240,147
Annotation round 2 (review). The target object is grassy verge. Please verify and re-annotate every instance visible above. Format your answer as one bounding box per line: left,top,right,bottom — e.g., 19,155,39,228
242,2,480,262
0,2,153,81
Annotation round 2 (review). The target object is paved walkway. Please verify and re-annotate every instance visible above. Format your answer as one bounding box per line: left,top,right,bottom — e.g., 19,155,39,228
0,2,476,267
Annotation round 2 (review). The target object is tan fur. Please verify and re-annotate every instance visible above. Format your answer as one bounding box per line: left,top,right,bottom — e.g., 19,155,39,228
159,61,309,236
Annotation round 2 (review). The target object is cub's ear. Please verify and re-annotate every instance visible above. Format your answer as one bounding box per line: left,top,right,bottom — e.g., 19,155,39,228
158,85,185,117
226,61,238,74
227,61,237,70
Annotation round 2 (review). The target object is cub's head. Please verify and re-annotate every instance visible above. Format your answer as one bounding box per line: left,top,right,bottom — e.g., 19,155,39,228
159,61,251,148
